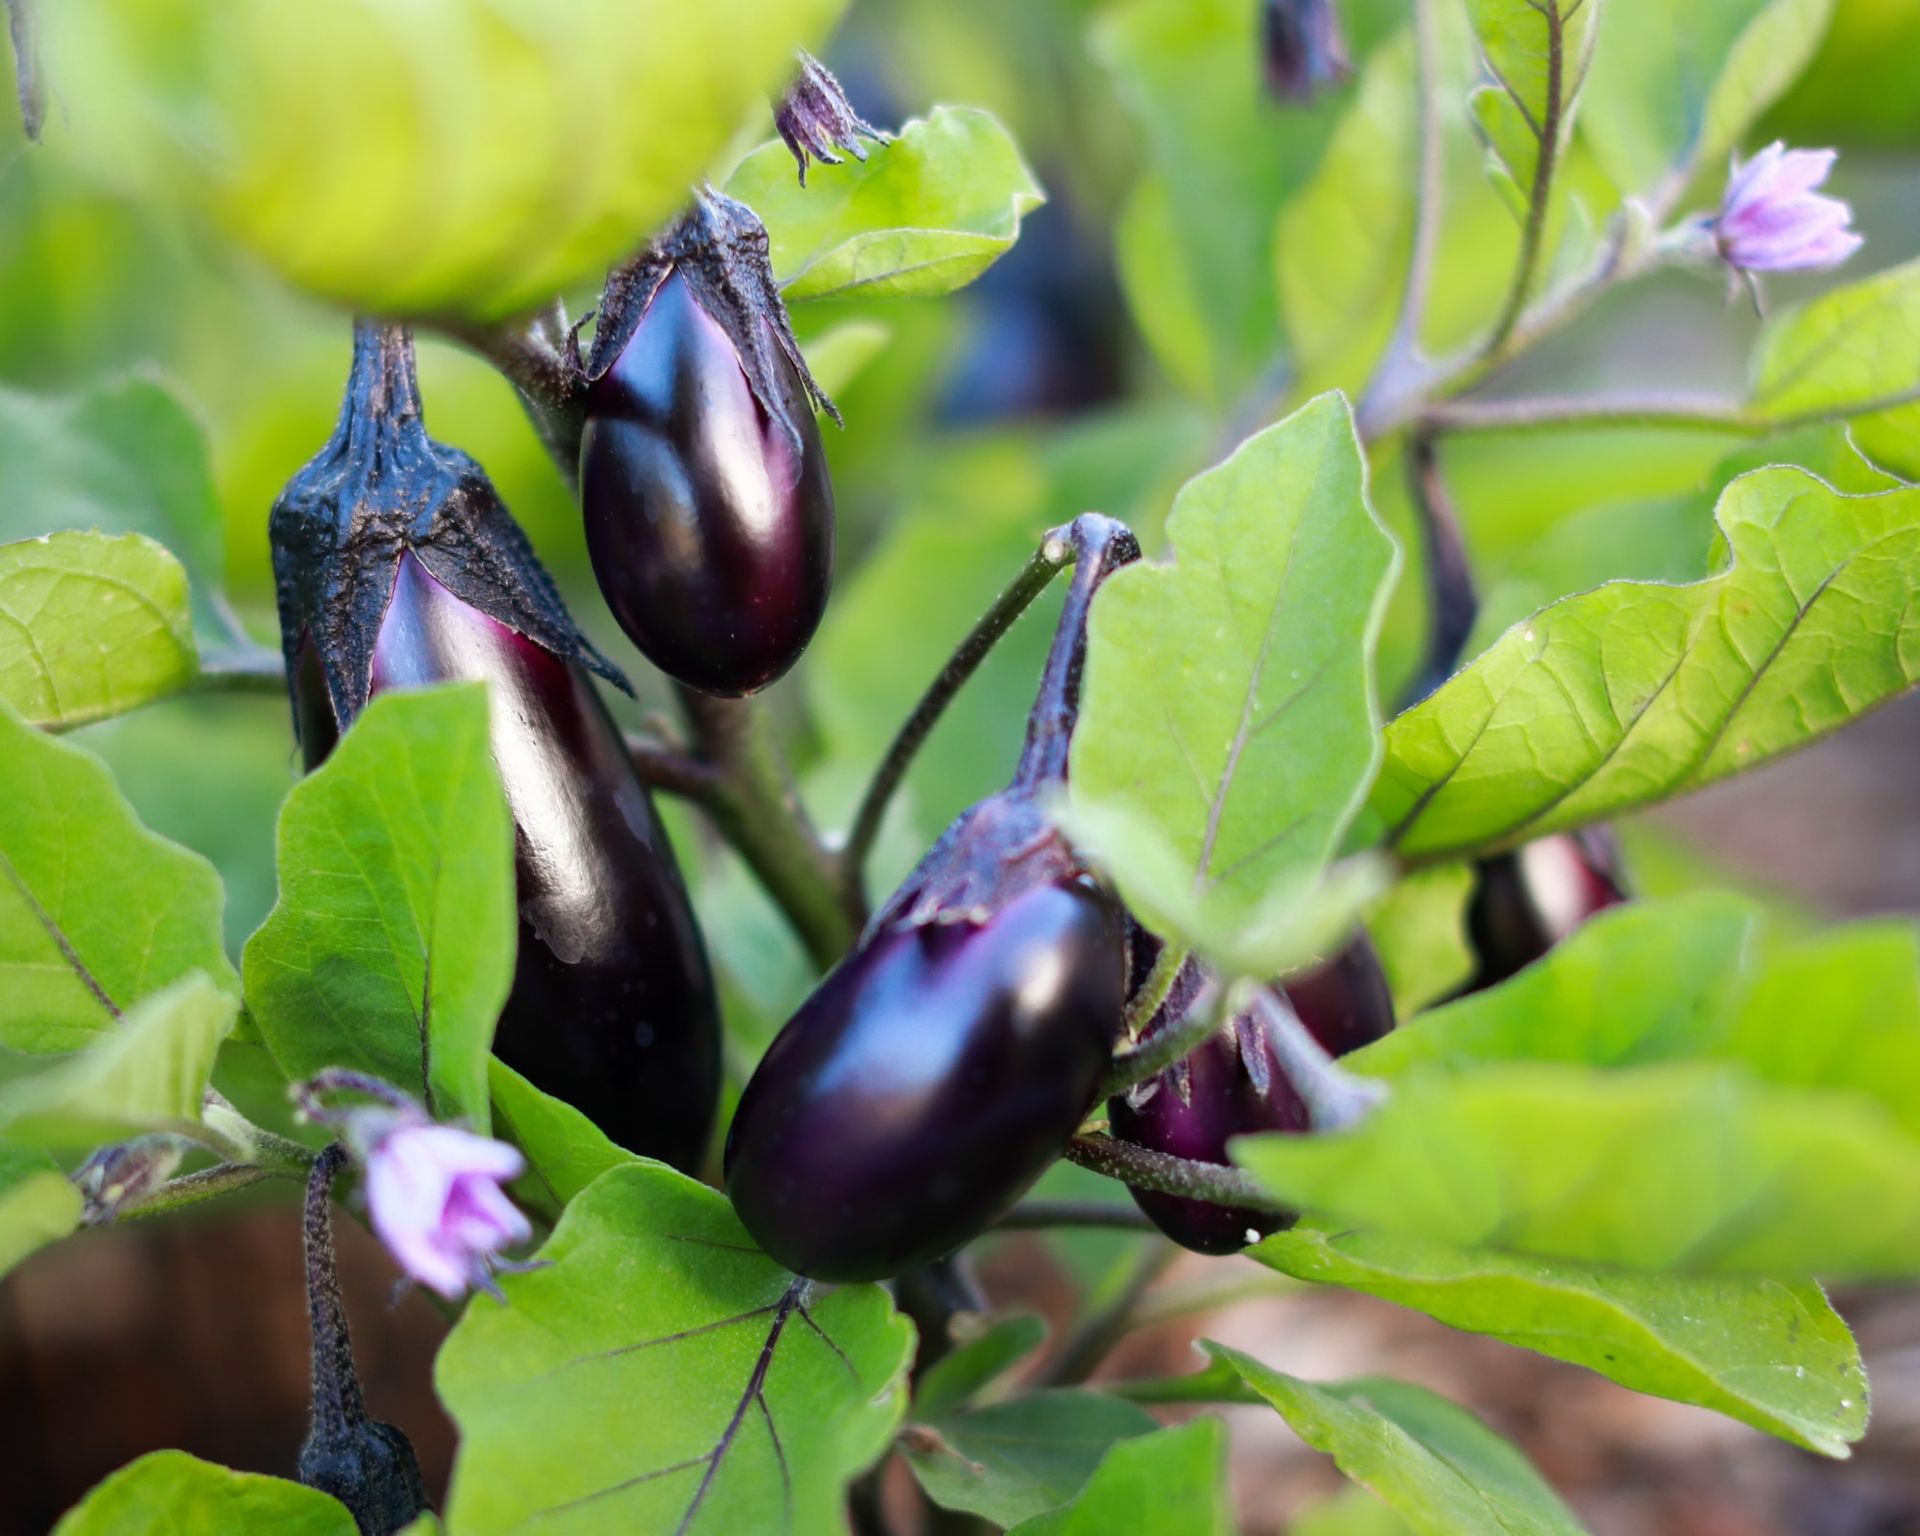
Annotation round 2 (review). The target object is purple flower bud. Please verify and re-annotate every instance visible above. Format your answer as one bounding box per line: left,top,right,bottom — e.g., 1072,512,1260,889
1262,0,1350,104
1715,142,1862,274
362,1118,531,1300
775,51,890,186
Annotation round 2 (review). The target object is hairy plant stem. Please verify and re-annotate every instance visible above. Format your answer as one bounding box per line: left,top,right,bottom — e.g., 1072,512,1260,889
117,1162,295,1219
991,1200,1156,1233
1419,381,1920,437
840,535,1073,907
1100,975,1225,1100
1065,1134,1292,1214
1122,942,1190,1041
304,1145,369,1438
443,305,587,493
1039,1239,1178,1389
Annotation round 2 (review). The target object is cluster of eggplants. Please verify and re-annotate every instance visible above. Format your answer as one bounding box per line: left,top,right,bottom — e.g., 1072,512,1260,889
1108,931,1395,1254
725,515,1141,1283
269,323,721,1175
579,189,838,698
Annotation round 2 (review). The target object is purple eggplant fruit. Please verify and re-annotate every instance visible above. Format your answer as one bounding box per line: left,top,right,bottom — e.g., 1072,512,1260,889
725,515,1140,1282
1109,930,1395,1254
272,323,720,1175
580,190,837,698
1461,828,1628,993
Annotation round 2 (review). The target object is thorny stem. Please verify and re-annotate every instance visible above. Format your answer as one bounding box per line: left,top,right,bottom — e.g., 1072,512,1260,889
1066,1134,1292,1214
841,536,1073,906
1039,1239,1178,1390
1481,0,1575,361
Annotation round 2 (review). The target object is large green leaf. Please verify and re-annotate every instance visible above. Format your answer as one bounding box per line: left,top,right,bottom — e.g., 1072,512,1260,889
912,1313,1049,1419
437,1162,914,1535
1209,1348,1587,1534
0,700,234,1055
0,1144,83,1281
727,106,1043,301
1581,0,1833,197
0,971,237,1149
1006,1420,1233,1536
488,1057,635,1220
0,376,230,644
1252,1223,1865,1456
1071,396,1397,968
1235,1063,1920,1279
243,686,513,1129
50,1451,355,1536
44,0,847,318
1466,1,1605,141
0,532,197,730
1295,1490,1416,1536
1751,257,1920,481
1368,468,1920,864
905,1390,1159,1529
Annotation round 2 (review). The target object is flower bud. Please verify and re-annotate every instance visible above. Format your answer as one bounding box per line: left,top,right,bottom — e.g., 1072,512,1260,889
72,1136,187,1226
775,51,890,186
1262,0,1350,104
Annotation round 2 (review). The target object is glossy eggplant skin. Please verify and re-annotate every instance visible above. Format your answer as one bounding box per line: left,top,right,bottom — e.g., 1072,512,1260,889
580,269,834,697
724,883,1126,1283
1110,933,1395,1254
1463,830,1628,994
296,553,721,1174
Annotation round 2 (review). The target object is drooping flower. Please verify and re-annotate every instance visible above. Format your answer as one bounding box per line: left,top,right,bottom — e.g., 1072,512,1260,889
294,1069,532,1301
774,51,890,186
1715,142,1863,273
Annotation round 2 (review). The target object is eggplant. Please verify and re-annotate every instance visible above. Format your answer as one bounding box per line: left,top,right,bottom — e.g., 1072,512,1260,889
1461,828,1629,993
1108,931,1395,1254
580,191,836,697
272,322,720,1174
1262,0,1350,103
725,514,1140,1281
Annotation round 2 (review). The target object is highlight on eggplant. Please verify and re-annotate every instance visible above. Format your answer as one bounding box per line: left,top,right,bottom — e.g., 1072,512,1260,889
1107,928,1394,1254
580,189,838,698
270,321,721,1175
1461,827,1629,994
724,514,1141,1282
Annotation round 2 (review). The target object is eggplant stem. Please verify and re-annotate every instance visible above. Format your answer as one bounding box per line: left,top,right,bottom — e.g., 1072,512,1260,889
1065,1134,1291,1213
1100,974,1226,1100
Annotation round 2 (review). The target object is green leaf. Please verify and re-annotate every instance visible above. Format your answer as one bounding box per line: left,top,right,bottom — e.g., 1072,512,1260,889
488,1057,636,1220
1070,396,1398,968
1207,1347,1587,1535
1464,0,1605,153
46,0,849,319
0,376,230,644
727,106,1043,301
0,1144,83,1281
906,1390,1159,1529
799,319,893,399
437,1162,914,1535
1252,1223,1866,1456
1294,1489,1417,1536
0,532,197,730
1234,1063,1920,1279
50,1451,355,1536
0,700,235,1055
243,686,514,1129
1367,467,1920,864
0,971,237,1149
914,1313,1049,1418
1366,864,1476,1015
1006,1420,1233,1536
1750,257,1920,480
1581,0,1833,196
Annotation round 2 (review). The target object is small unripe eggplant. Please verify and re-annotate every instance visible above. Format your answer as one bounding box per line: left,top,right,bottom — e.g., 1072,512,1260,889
580,191,837,697
1462,828,1628,994
273,323,720,1174
725,515,1141,1281
1109,932,1395,1254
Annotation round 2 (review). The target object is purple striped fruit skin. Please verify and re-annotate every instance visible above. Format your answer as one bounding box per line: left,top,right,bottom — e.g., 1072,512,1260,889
724,882,1126,1283
295,552,720,1174
579,269,834,698
1463,830,1628,993
1110,935,1396,1254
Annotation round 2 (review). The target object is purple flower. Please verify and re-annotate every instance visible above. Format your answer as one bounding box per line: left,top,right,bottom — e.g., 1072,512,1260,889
363,1119,531,1300
1715,142,1862,273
